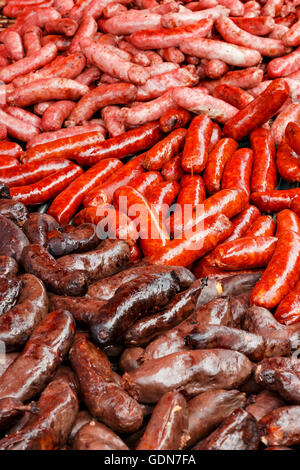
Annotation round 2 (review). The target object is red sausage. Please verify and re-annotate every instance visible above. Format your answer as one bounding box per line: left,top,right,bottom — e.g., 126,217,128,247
10,164,83,206
213,84,254,110
275,280,300,325
23,26,42,56
250,127,277,192
2,31,24,61
48,158,123,224
221,148,253,199
159,107,191,133
276,210,300,237
245,215,276,237
142,128,187,171
45,18,78,37
223,79,289,141
268,47,300,77
203,138,238,194
0,142,23,159
114,170,163,199
42,101,75,132
225,205,261,242
74,122,164,167
161,155,184,182
250,230,300,309
0,157,73,187
0,156,19,171
149,214,233,266
251,189,300,213
285,122,300,155
146,181,180,218
181,114,213,173
83,155,144,207
212,236,278,270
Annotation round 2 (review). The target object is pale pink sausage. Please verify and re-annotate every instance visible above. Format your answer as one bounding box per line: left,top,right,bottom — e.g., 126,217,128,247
69,16,98,53
45,18,79,37
161,5,229,28
218,0,244,16
2,31,24,61
23,26,42,56
268,47,300,77
282,20,300,47
54,0,74,14
42,100,76,132
180,38,261,67
122,90,175,127
26,123,106,149
0,108,40,142
100,10,162,34
145,62,179,77
33,101,53,116
75,66,101,86
200,67,264,93
80,38,149,85
205,59,229,79
103,2,127,17
158,47,185,64
7,79,89,107
172,87,238,123
215,16,289,57
101,106,125,136
0,124,7,141
0,43,57,83
261,0,283,16
65,82,137,126
271,102,300,146
5,106,42,130
136,65,198,101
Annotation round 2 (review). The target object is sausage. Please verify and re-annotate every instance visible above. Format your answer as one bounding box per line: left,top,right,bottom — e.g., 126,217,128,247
181,114,213,173
73,421,129,450
0,310,75,402
87,264,195,301
45,17,78,36
213,84,254,109
268,47,300,77
212,236,278,270
66,83,137,127
223,79,289,140
272,103,300,146
120,170,163,197
0,184,11,201
8,78,88,108
101,106,125,137
57,239,130,283
49,294,105,325
2,31,24,61
0,274,48,351
0,108,40,143
5,106,42,131
137,392,189,450
149,214,233,267
21,244,87,296
246,390,284,422
0,216,29,261
245,215,276,237
0,373,79,450
81,38,149,85
89,270,180,347
10,164,83,206
250,231,300,309
146,181,180,218
261,407,300,447
276,140,300,183
0,43,57,83
46,224,98,257
203,137,238,194
23,25,42,56
231,16,275,35
205,59,229,79
0,142,23,159
0,398,35,433
186,389,246,448
136,66,198,101
72,122,164,167
129,19,213,49
172,87,238,124
69,334,143,433
276,209,300,237
215,16,288,57
47,158,123,224
250,127,277,192
0,277,23,317
255,357,300,404
0,256,18,278
221,147,253,199
124,279,203,346
251,189,300,213
122,349,252,404
23,213,59,245
0,157,76,188
142,128,186,171
41,101,75,132
0,156,18,171
285,121,300,155
161,6,230,29
100,10,162,35
194,409,260,450
123,92,175,129
274,280,300,325
159,107,191,133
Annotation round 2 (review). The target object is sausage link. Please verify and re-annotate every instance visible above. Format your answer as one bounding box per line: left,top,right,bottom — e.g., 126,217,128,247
23,26,42,56
251,189,300,213
0,142,23,159
42,101,75,132
46,224,98,257
47,158,122,224
161,155,184,182
73,421,128,450
276,209,300,237
213,84,254,109
274,280,300,325
181,114,213,173
23,212,59,245
0,310,75,402
268,46,300,77
203,138,238,195
285,121,300,155
159,107,191,133
250,127,277,192
0,108,39,143
223,79,289,140
272,103,300,146
0,156,19,171
222,148,253,199
5,106,42,131
146,181,180,219
143,128,186,171
245,215,276,237
250,230,300,309
45,18,78,37
101,106,125,137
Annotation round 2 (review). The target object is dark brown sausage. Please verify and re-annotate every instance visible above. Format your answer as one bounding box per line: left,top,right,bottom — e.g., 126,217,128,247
261,406,300,447
0,215,29,262
246,390,284,422
49,293,105,326
47,223,99,257
0,310,75,402
0,274,49,351
73,421,129,450
0,199,28,226
0,182,11,199
0,277,23,316
69,334,144,434
21,244,87,296
23,212,59,245
0,256,18,277
0,398,36,433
